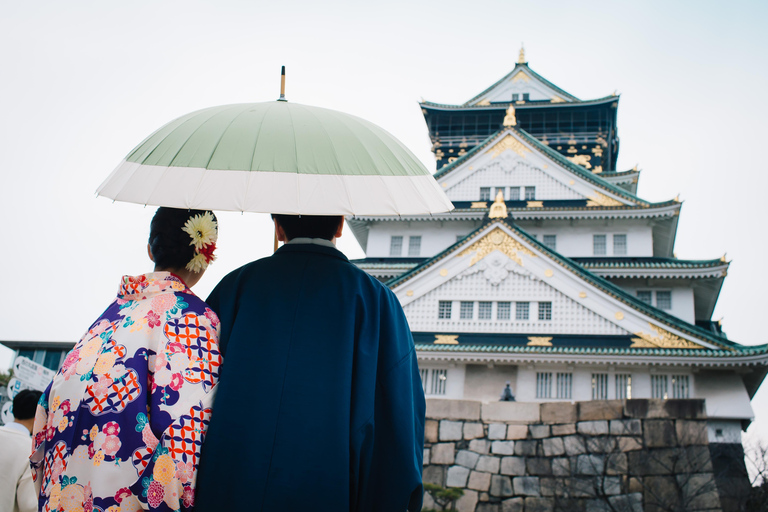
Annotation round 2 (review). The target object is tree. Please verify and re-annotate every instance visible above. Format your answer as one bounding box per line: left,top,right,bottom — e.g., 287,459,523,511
423,483,464,511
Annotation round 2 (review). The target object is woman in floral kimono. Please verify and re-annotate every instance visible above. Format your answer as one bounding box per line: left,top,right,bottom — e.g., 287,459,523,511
31,207,222,512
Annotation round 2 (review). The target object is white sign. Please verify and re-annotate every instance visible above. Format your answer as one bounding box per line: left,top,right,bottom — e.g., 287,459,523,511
1,401,12,425
6,377,33,399
13,356,55,391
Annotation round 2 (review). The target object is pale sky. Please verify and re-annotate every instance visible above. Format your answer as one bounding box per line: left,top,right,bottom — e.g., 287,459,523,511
1,0,767,440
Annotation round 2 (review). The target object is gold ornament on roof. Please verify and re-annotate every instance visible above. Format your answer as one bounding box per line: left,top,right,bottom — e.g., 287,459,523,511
527,337,553,346
476,99,491,106
567,154,592,169
631,324,704,349
503,105,517,127
487,134,529,158
434,335,459,345
550,96,566,103
586,191,623,207
489,191,508,219
459,227,537,267
518,45,526,64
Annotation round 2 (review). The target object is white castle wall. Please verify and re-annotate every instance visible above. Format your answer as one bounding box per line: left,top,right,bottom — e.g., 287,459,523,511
365,219,482,258
518,220,655,258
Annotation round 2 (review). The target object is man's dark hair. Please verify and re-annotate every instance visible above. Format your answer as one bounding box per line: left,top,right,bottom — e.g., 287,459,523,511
149,207,217,270
13,389,42,421
272,215,343,241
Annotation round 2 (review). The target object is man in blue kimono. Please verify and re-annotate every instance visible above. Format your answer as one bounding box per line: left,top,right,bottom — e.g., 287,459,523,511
195,215,425,512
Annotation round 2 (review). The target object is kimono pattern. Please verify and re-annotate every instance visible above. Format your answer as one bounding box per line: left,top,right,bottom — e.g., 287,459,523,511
31,272,222,512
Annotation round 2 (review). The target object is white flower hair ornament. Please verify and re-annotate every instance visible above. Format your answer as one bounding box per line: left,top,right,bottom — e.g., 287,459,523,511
181,212,218,272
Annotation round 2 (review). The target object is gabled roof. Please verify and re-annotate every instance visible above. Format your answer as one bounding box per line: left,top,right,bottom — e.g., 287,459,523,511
573,257,727,273
388,217,744,353
421,95,618,111
463,63,580,106
433,127,655,208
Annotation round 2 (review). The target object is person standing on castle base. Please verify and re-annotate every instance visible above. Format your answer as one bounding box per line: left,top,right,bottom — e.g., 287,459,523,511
195,214,425,512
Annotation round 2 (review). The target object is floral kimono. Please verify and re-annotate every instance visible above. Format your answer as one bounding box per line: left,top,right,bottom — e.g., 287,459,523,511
31,272,222,512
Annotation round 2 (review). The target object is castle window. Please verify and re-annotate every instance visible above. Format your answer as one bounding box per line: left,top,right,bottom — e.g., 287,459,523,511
512,93,520,101
538,302,552,321
497,302,511,320
613,234,627,255
480,187,491,201
536,372,552,398
672,375,690,399
651,375,668,399
615,374,632,399
656,291,672,310
543,235,557,251
438,301,452,320
593,234,607,255
592,373,609,400
479,302,493,320
509,187,520,200
495,187,506,199
522,93,530,101
389,236,403,256
408,236,421,257
637,291,652,305
421,368,448,396
524,186,536,200
556,372,572,399
460,301,474,320
516,302,529,320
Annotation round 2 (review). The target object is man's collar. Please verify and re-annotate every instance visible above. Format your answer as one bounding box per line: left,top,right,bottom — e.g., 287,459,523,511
3,421,30,436
285,237,336,249
275,240,349,262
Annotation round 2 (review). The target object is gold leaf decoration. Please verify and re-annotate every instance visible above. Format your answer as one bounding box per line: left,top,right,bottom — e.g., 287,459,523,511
470,201,488,209
586,192,624,207
489,191,508,219
512,71,530,82
630,324,703,349
459,227,537,266
527,337,553,346
526,201,543,208
487,134,529,158
567,154,592,169
550,96,566,103
476,99,491,106
434,335,459,345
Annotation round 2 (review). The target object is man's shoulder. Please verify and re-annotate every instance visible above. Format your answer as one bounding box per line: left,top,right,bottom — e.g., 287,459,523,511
0,425,31,447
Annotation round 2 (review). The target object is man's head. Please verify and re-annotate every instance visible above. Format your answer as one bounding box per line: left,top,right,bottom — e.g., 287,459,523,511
12,389,42,433
271,215,344,242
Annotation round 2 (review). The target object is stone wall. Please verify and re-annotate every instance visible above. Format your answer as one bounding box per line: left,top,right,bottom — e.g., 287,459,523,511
422,399,728,512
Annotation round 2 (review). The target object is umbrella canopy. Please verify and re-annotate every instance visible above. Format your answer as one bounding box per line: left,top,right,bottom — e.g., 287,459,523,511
96,101,453,216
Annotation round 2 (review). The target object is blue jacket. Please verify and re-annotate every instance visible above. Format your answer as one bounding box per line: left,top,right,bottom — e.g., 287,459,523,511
195,243,425,512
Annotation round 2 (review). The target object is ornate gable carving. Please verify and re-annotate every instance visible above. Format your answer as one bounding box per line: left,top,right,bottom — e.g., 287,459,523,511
630,324,704,349
487,134,530,158
456,251,536,286
459,228,537,267
586,191,624,207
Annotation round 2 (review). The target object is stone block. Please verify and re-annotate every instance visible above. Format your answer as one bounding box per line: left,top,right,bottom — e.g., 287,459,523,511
427,399,481,420
585,499,612,512
530,424,551,438
476,455,501,473
541,401,577,424
446,465,471,487
623,399,706,420
524,497,554,512
628,448,676,476
422,491,436,509
587,436,617,453
579,400,624,421
644,475,681,511
492,440,516,455
491,475,514,497
482,401,540,423
629,477,643,493
551,423,576,436
489,423,507,440
476,504,500,512
468,470,492,491
500,456,526,476
542,437,565,457
676,420,708,446
681,446,714,473
440,420,464,441
608,493,643,512
456,449,480,469
605,452,628,475
431,443,456,465
479,492,489,502
610,419,642,436
512,476,540,496
563,435,587,455
567,476,599,497
618,436,643,452
455,489,479,512
506,424,528,440
469,439,491,454
513,439,537,456
423,465,445,486
678,472,720,510
577,420,609,435
644,419,676,448
540,477,556,496
424,448,430,465
552,457,570,476
501,497,524,512
526,457,552,476
603,476,622,495
576,454,605,475
425,419,439,443
464,422,485,440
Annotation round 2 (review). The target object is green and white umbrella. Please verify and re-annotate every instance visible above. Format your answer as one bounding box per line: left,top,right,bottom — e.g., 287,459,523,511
96,101,453,216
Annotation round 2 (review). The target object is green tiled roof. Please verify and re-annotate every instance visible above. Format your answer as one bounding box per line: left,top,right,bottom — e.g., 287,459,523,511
421,95,618,110
463,63,581,106
414,343,768,357
574,257,727,270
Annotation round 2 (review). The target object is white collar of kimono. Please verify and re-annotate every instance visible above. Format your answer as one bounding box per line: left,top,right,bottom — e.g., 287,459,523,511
3,421,30,436
285,237,336,248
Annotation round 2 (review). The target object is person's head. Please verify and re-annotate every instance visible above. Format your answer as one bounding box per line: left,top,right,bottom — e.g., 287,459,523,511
148,207,218,287
271,215,344,242
13,389,42,432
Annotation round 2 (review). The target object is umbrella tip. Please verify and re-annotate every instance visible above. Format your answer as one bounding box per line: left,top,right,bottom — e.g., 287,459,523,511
278,65,287,102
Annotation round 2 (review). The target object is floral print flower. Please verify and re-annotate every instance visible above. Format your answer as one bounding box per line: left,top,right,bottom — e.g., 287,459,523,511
146,310,161,328
59,400,71,414
102,435,121,457
142,424,159,451
204,307,219,328
182,211,218,251
175,460,194,484
169,373,184,391
103,421,120,436
94,352,117,375
114,487,132,504
146,481,165,508
153,454,176,485
93,449,105,466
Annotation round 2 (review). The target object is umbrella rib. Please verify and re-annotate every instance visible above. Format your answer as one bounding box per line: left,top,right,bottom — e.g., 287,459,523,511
284,104,301,214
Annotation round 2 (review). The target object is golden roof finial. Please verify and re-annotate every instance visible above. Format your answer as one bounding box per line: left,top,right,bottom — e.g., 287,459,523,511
503,104,517,127
489,191,508,219
518,44,526,64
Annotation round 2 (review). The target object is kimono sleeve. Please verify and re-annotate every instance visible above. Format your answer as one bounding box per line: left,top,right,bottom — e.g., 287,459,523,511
351,291,426,512
30,382,52,496
128,309,222,511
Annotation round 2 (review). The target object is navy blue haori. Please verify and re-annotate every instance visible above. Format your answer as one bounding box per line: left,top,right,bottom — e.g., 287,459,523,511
195,242,425,512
